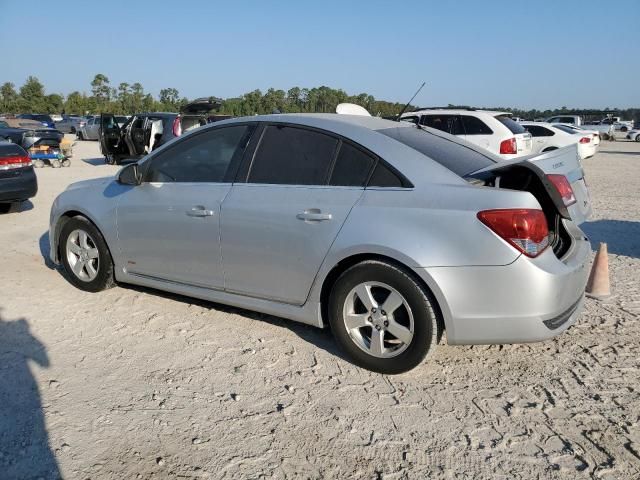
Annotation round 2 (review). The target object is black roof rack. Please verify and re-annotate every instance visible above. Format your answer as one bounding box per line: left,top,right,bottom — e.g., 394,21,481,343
409,106,477,112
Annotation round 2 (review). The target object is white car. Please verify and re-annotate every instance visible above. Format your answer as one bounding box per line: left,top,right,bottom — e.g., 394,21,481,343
400,109,533,159
626,128,640,142
522,122,597,159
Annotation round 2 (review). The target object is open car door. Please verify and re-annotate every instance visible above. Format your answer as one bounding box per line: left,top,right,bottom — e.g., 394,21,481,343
124,116,148,156
100,113,127,161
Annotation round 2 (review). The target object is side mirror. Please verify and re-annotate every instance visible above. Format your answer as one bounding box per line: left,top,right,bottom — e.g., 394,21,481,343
117,163,141,185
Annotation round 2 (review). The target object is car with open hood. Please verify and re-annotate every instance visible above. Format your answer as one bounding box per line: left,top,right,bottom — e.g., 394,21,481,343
99,97,222,164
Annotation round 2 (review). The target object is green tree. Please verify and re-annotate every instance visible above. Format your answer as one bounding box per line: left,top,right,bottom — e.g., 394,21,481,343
91,74,111,104
0,82,18,112
18,76,46,112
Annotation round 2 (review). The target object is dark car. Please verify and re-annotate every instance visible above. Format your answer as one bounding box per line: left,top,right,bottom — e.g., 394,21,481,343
17,114,55,129
100,97,223,164
0,142,37,212
0,118,64,150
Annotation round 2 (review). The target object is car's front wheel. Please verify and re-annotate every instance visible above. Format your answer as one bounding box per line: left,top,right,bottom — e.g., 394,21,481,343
59,216,115,292
328,260,439,374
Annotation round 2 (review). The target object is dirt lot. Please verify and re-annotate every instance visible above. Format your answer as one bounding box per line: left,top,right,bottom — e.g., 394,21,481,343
1,137,639,479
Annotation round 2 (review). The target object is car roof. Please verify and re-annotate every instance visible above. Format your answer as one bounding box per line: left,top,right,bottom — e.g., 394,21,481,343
403,109,511,117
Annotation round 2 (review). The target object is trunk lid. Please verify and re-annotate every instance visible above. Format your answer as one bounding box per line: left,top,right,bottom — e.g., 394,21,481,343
522,145,591,225
180,97,223,115
467,144,591,226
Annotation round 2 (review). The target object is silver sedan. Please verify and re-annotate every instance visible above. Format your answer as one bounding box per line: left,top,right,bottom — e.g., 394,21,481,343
49,114,590,373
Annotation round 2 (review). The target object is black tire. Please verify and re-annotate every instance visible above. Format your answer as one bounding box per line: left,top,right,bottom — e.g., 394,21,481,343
0,203,12,214
70,127,76,134
59,216,115,292
328,260,439,374
635,135,640,142
78,131,84,140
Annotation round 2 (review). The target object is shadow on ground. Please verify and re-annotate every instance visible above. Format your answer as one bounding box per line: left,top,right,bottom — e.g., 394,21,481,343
82,157,107,166
582,219,640,258
597,150,640,156
122,283,348,362
0,310,60,479
0,200,34,214
39,232,56,270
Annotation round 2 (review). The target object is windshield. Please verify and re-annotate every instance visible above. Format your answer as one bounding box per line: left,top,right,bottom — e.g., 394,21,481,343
495,115,526,134
115,116,128,123
377,125,496,177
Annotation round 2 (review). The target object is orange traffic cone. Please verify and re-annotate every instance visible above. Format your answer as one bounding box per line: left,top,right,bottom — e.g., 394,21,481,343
586,243,611,300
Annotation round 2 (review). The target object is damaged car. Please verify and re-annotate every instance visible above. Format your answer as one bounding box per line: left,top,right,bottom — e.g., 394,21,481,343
99,97,222,164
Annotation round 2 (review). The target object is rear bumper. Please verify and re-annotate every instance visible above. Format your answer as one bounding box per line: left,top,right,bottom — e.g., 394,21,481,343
421,228,590,345
0,167,38,202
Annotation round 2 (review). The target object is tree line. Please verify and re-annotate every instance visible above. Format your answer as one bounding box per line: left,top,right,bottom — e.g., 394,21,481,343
1,74,638,124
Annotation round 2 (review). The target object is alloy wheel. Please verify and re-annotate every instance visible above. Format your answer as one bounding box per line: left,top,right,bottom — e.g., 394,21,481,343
342,281,414,358
66,229,100,282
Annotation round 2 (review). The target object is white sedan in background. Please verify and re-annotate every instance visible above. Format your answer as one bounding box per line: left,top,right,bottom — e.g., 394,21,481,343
521,122,598,159
626,128,640,142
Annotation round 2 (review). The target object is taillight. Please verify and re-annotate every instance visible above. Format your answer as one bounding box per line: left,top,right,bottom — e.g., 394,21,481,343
172,116,182,137
477,209,549,258
547,174,576,207
499,138,517,155
0,155,31,171
579,137,590,144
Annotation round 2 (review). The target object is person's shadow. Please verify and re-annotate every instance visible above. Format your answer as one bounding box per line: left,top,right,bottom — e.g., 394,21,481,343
0,311,60,479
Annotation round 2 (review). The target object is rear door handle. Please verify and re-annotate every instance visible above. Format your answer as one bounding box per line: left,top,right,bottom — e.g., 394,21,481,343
296,209,332,222
186,206,215,217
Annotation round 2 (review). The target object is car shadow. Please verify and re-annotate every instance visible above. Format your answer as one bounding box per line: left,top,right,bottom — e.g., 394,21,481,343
121,283,347,362
0,310,61,479
0,200,34,214
582,219,640,258
39,232,57,270
597,150,640,156
82,157,107,166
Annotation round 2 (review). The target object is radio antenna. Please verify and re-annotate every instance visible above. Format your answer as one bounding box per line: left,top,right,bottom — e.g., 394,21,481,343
396,82,426,121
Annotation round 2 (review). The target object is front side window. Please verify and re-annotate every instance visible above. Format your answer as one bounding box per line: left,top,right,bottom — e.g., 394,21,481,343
461,115,493,135
145,125,251,183
419,115,463,135
248,125,338,185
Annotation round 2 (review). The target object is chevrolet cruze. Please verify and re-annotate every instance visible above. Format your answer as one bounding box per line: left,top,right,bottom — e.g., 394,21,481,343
49,114,591,373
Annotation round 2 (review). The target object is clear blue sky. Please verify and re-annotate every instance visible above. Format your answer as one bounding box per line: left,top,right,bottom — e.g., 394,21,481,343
1,0,638,109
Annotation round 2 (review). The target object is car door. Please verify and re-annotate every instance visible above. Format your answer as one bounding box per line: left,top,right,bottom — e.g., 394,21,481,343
125,116,147,156
100,113,127,157
220,124,370,305
116,124,255,288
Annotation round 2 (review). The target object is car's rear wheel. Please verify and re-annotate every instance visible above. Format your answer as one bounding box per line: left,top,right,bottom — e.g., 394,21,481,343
635,135,640,142
328,260,438,374
59,217,115,292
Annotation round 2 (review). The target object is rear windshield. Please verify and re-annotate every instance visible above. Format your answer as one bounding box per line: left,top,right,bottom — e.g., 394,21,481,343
377,125,496,177
495,115,526,134
554,124,578,135
31,115,53,122
0,143,27,156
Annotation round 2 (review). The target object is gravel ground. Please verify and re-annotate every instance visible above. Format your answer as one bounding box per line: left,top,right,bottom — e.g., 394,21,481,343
0,137,639,479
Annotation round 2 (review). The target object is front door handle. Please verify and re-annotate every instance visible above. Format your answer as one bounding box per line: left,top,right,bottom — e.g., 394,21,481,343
296,208,332,222
186,206,215,217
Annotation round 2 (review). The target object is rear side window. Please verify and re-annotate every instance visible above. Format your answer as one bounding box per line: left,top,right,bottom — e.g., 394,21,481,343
377,125,495,177
524,125,554,137
248,126,338,185
146,125,250,183
461,116,493,135
368,162,404,187
329,142,375,187
495,115,526,134
419,115,463,135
